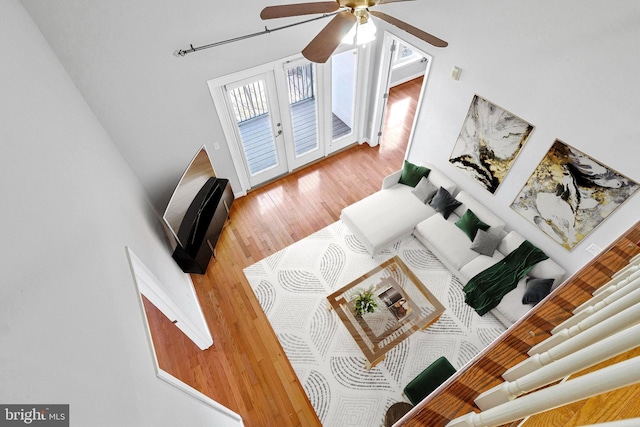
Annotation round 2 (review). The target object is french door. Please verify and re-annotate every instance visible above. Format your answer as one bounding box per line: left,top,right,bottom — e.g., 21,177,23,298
209,50,367,193
280,59,325,170
224,72,289,187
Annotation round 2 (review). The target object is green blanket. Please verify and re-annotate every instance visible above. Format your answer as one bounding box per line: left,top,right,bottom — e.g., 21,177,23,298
463,240,549,316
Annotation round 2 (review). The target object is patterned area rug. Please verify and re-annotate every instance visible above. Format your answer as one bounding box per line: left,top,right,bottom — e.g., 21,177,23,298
243,221,506,426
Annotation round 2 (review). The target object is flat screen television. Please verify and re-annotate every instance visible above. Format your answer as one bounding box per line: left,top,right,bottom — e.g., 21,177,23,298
163,146,216,249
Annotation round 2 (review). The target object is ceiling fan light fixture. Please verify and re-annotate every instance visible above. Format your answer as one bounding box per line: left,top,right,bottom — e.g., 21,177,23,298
341,11,377,46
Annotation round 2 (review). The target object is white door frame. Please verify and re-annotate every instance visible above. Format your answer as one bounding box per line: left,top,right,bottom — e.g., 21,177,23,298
217,70,289,188
209,48,371,194
369,31,432,152
127,248,243,426
209,62,277,193
126,247,213,350
326,44,372,153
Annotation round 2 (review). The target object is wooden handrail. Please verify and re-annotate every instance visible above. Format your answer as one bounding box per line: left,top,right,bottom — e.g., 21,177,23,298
447,356,640,427
475,322,640,410
528,286,640,355
503,302,640,381
551,275,640,332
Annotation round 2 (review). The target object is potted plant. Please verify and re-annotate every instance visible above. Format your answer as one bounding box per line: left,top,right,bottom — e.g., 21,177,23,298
354,286,377,316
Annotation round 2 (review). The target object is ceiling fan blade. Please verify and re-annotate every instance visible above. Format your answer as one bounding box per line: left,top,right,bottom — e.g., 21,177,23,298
370,11,448,47
302,11,356,63
260,2,341,20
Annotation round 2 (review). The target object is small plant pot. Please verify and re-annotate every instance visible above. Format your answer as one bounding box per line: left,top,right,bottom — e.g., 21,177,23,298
354,286,378,316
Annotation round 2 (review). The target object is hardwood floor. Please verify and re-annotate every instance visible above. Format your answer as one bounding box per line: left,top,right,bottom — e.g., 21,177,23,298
142,78,423,426
380,76,422,151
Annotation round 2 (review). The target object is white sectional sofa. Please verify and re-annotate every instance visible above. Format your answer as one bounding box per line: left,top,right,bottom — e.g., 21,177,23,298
340,165,456,256
340,162,567,327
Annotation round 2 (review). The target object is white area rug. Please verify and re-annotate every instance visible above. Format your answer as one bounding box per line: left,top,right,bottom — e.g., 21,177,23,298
243,221,506,427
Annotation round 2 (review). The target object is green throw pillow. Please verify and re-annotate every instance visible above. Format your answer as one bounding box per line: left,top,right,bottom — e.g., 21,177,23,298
399,160,430,187
455,209,490,240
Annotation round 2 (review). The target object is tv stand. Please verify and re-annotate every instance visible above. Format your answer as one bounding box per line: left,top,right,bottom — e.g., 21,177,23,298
172,178,234,274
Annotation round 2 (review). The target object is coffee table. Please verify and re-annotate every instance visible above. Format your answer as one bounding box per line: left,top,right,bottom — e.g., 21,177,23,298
327,256,445,369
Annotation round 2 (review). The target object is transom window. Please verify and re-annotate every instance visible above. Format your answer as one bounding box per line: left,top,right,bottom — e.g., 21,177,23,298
393,42,422,68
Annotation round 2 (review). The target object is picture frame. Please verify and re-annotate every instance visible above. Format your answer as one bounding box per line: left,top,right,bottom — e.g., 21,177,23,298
510,139,639,251
450,94,534,193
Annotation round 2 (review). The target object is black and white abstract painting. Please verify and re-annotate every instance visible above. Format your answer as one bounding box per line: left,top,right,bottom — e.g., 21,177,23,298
511,140,639,251
450,95,534,193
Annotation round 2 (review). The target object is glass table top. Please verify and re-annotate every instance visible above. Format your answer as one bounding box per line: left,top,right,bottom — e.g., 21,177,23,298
326,256,446,369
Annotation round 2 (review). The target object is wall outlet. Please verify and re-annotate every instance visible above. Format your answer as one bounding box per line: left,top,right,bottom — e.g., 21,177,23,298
586,243,602,256
213,142,220,150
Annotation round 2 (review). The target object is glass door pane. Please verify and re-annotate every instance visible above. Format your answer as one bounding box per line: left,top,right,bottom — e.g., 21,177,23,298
285,62,319,158
331,50,356,141
225,73,287,186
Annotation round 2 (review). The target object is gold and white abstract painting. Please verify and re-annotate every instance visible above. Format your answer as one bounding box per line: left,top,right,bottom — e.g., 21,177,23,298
450,95,534,193
510,140,639,250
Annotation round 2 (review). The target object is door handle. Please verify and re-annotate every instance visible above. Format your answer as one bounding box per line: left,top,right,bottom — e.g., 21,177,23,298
276,130,283,136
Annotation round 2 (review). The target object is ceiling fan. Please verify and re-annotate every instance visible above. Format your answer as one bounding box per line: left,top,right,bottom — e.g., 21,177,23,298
260,0,448,63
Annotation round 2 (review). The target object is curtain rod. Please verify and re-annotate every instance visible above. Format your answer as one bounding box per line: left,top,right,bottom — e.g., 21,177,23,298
173,11,342,57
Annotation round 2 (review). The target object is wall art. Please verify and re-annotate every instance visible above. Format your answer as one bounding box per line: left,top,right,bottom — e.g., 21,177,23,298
450,95,534,193
510,140,639,250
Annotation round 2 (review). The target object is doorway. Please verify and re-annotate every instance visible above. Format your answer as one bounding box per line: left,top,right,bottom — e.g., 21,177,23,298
224,71,289,187
209,49,368,193
372,32,431,154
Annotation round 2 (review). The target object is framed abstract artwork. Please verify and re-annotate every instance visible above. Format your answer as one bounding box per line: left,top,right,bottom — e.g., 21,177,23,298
510,140,639,251
450,95,534,193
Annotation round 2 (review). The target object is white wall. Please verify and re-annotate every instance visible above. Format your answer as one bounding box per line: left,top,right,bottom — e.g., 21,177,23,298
0,2,239,425
389,59,425,87
385,0,640,273
21,0,332,209
19,0,640,274
332,50,357,128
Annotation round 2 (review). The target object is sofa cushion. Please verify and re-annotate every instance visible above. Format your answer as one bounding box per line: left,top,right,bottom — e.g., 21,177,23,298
497,230,526,255
456,209,490,240
470,229,502,256
399,160,430,187
529,261,566,291
498,231,566,290
341,185,436,254
492,277,531,326
458,250,505,283
425,166,457,195
454,191,506,234
522,278,554,305
429,187,461,219
415,214,480,271
412,177,439,203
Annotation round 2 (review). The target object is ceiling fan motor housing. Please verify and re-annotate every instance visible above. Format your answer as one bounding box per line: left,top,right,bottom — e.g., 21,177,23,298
338,0,380,8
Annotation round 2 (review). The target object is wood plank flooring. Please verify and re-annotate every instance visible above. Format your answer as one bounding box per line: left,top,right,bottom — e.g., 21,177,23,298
143,75,640,426
142,78,423,426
